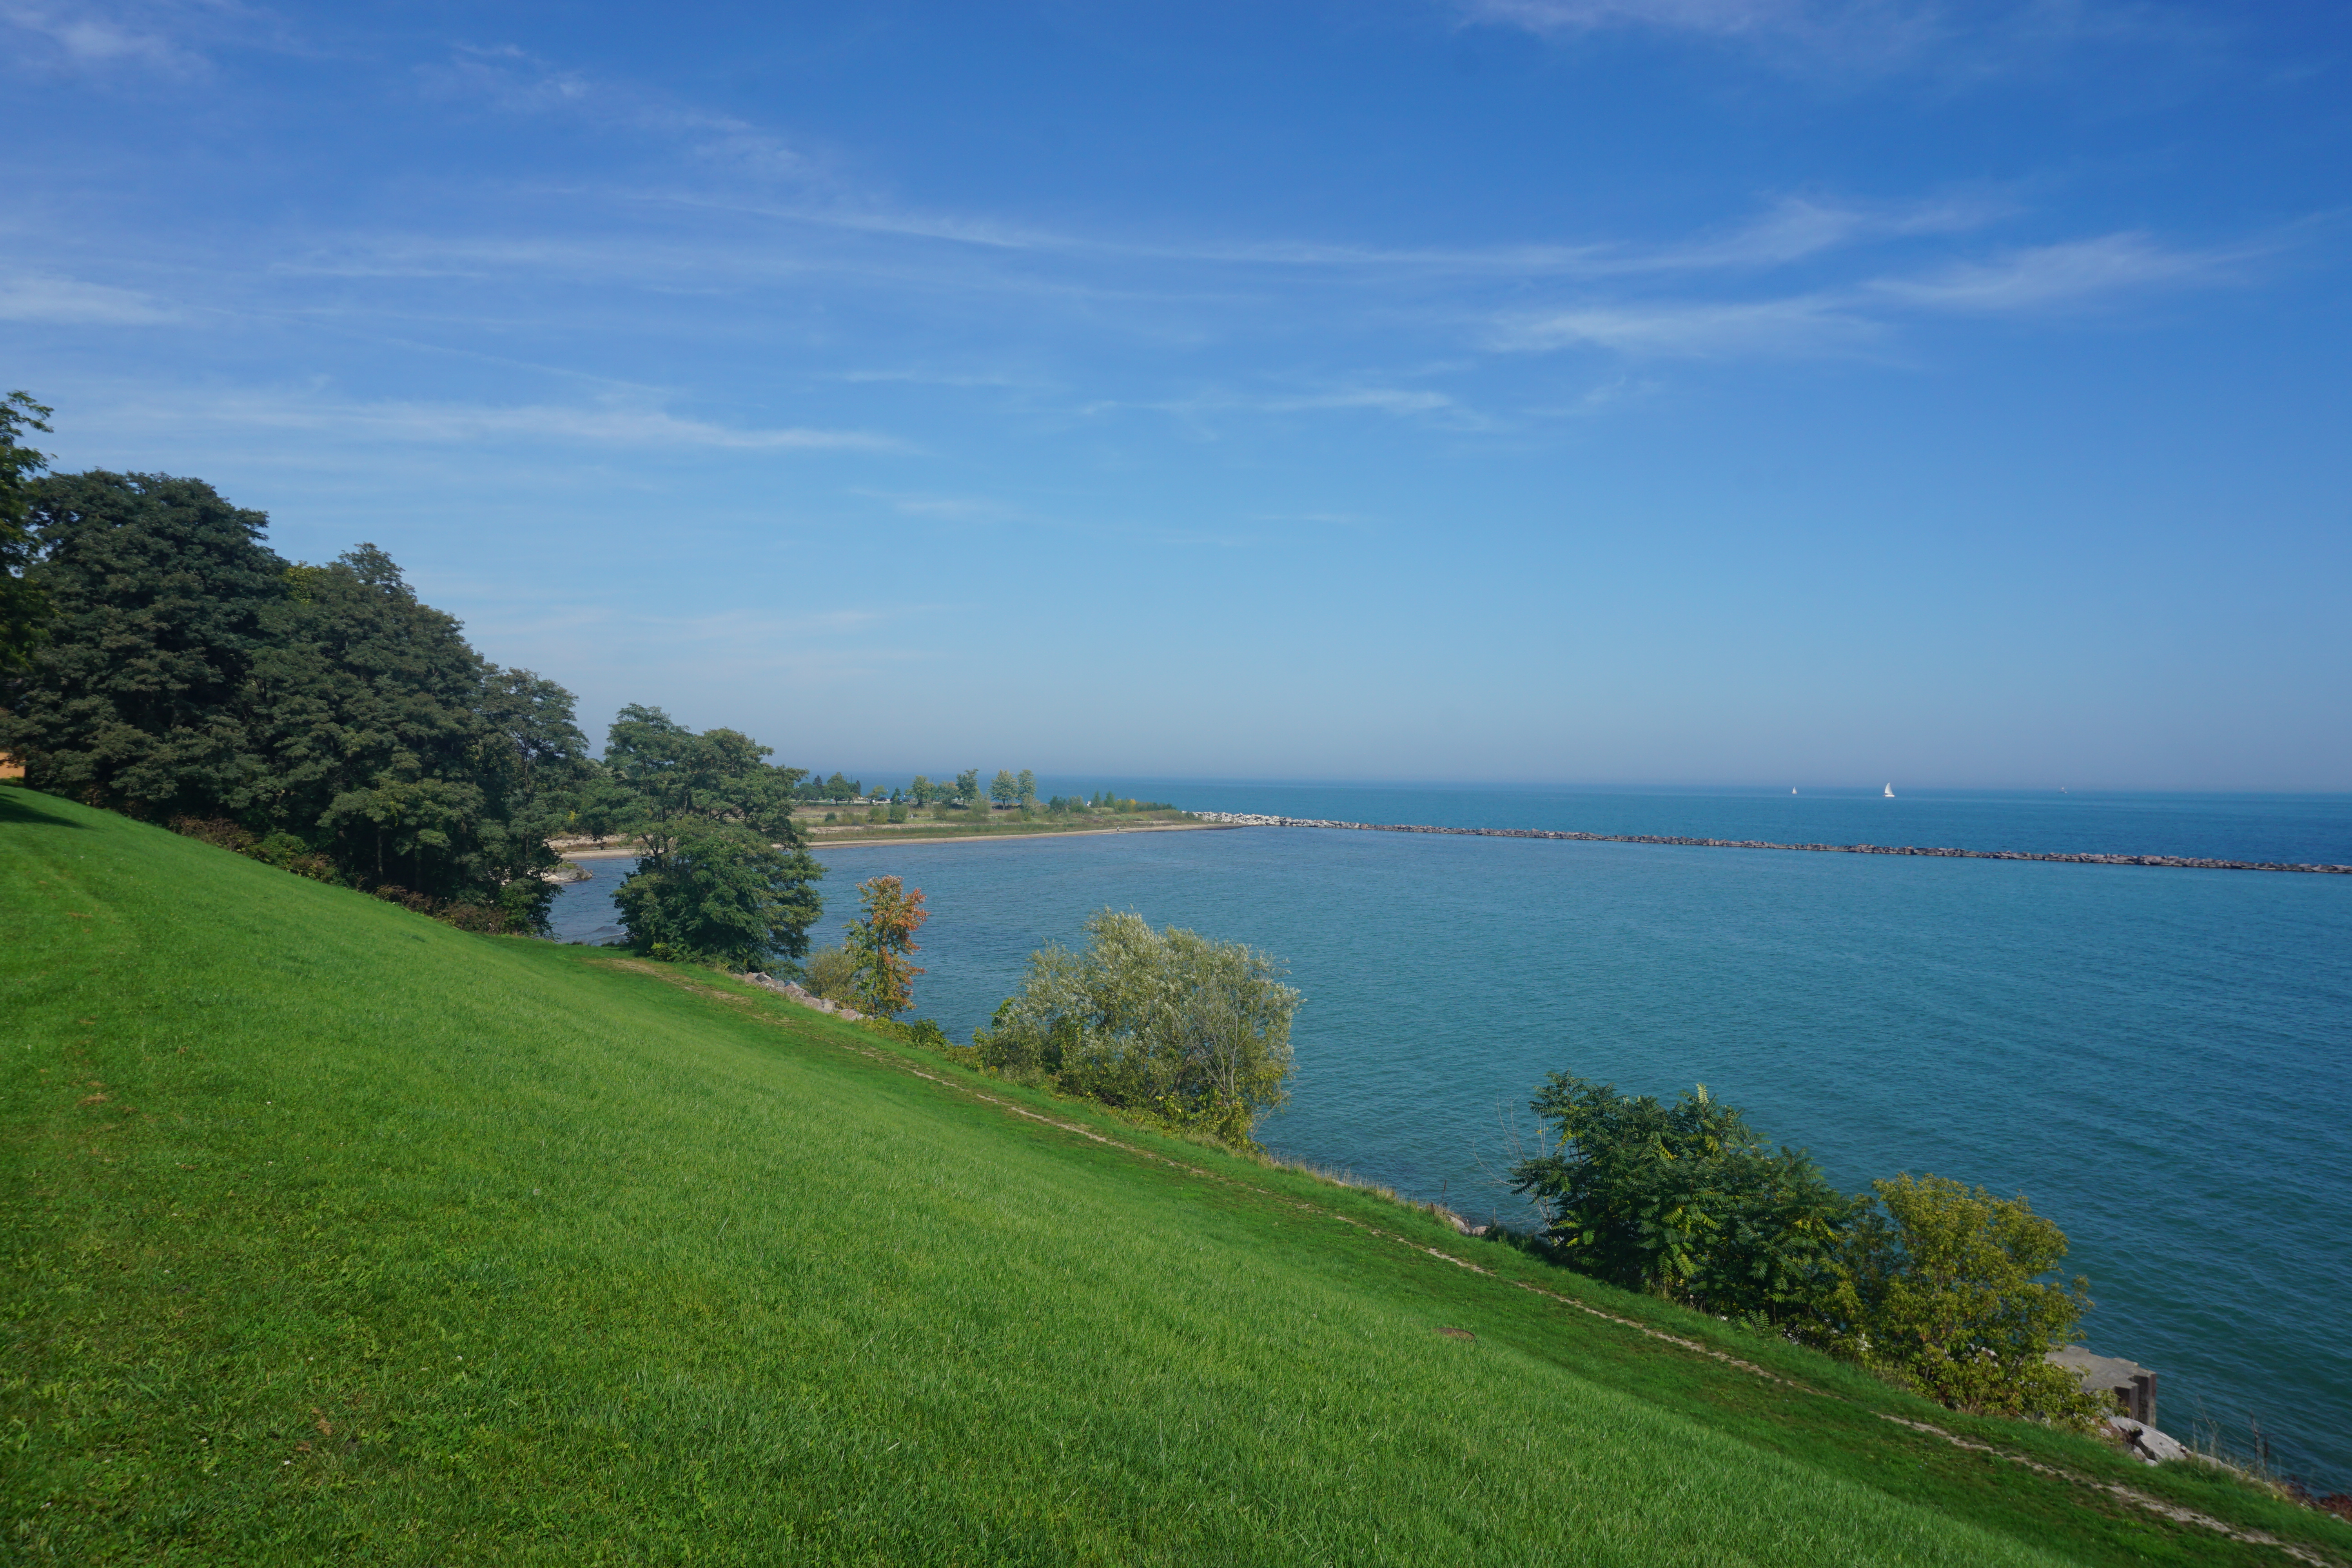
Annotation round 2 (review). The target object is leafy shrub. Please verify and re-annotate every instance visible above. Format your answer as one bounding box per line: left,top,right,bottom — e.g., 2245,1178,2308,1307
803,945,859,1003
369,878,548,935
1809,1174,2105,1425
1514,1075,2105,1427
1511,1076,1854,1324
975,909,1299,1146
171,815,338,882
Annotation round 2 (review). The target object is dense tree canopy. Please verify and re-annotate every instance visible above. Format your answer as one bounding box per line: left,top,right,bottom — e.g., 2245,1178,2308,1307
0,392,53,675
0,470,588,926
599,706,825,968
2,463,834,954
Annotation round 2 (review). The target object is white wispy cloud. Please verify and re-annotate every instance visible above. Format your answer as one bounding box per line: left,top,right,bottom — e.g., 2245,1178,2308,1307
416,46,827,187
414,44,591,113
852,491,1016,521
0,0,200,71
1635,194,2007,272
1494,229,2253,358
1462,0,1949,64
105,390,899,452
1495,294,1872,357
1865,230,2255,311
1459,0,2207,77
0,272,179,323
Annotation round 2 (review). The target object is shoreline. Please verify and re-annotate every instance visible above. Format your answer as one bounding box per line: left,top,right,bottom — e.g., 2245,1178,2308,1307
554,820,1230,863
808,821,1230,850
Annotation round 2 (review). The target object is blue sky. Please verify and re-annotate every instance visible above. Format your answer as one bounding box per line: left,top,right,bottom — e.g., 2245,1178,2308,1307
5,0,2348,788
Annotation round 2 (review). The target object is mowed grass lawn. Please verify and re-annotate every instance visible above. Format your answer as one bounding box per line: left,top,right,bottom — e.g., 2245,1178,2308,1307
6,788,2347,1565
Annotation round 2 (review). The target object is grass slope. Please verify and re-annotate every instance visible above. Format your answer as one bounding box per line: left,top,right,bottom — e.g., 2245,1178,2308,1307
5,787,2347,1565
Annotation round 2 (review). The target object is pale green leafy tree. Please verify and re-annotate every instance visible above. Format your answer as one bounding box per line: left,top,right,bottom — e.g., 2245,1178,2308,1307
1811,1174,2106,1427
976,909,1300,1145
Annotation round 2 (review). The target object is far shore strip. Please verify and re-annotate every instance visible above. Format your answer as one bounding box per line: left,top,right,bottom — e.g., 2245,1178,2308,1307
1191,813,2352,875
556,821,1229,860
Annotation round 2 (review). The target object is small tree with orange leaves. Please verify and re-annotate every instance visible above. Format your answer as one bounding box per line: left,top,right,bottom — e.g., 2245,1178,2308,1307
846,875,927,1018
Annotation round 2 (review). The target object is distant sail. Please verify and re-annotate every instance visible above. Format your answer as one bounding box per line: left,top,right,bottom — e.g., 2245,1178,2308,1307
1883,783,1895,797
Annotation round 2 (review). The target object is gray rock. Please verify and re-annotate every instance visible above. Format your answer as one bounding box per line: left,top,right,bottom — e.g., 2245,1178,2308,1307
2108,1417,2190,1465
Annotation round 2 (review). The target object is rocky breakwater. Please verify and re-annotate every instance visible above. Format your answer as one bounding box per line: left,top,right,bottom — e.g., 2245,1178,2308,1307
743,971,864,1022
1191,813,2352,875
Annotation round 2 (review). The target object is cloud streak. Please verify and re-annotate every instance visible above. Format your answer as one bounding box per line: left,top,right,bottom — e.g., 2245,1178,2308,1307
1494,229,2257,358
0,272,180,323
1865,231,2259,312
1458,0,2211,80
0,1,200,71
102,390,901,452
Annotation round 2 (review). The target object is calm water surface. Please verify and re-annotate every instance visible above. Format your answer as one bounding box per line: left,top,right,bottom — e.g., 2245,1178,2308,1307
551,786,2352,1487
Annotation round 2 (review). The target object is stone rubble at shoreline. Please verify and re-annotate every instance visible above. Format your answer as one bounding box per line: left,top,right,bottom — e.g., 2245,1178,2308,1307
743,971,864,1021
1190,813,2352,875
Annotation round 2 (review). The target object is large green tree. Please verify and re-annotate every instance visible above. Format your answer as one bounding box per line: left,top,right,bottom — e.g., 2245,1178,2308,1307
1510,1075,1857,1323
0,391,53,674
2,472,288,816
251,546,582,904
601,706,824,968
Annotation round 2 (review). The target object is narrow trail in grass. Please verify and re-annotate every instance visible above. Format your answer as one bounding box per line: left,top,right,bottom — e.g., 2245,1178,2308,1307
699,969,2333,1568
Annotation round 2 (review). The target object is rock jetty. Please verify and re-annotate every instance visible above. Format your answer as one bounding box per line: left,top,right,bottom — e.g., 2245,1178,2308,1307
1191,813,2352,875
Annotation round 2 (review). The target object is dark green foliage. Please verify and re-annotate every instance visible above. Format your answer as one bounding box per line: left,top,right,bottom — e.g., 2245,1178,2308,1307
611,817,822,967
600,705,823,967
1511,1075,1857,1323
253,547,581,914
167,814,337,880
3,473,288,815
0,391,53,673
1515,1075,2104,1426
0,471,586,927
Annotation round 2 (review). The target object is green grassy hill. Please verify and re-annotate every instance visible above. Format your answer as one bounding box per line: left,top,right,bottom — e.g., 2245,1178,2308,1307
6,786,2346,1565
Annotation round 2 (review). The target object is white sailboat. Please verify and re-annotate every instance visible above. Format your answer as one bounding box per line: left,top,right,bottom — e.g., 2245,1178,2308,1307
1883,782,1895,798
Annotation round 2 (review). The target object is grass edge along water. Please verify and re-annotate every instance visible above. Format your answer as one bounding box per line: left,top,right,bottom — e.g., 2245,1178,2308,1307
6,785,2350,1565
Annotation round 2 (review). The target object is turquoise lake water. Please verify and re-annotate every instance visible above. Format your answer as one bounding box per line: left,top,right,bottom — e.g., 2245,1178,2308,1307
550,785,2352,1488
